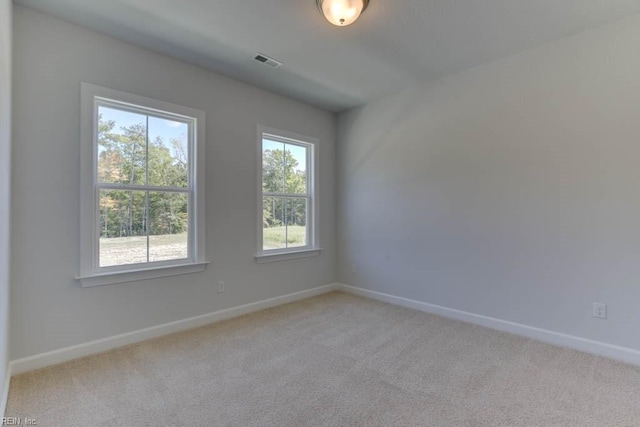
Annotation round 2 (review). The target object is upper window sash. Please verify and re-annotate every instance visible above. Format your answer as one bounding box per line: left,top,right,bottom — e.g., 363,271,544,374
261,134,312,197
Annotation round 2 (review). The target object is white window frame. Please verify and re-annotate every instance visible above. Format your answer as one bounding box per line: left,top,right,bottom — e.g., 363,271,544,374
256,126,321,263
78,83,207,287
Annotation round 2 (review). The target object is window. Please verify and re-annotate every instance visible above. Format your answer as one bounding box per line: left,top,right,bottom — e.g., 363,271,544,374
257,127,320,262
78,83,206,286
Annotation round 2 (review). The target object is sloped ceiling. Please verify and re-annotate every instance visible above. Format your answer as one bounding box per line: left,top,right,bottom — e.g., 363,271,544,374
15,0,640,112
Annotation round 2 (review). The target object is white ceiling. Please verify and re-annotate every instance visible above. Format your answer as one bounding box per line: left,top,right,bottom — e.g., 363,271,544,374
15,0,640,112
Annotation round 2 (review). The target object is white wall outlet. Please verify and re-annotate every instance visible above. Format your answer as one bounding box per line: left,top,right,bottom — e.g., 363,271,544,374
593,303,606,319
351,263,357,274
217,281,225,293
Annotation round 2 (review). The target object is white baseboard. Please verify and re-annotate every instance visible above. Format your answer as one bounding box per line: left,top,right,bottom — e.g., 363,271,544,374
1,363,10,417
337,283,640,366
10,284,339,376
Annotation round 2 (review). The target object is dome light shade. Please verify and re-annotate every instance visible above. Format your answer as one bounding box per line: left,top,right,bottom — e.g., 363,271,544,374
317,0,369,26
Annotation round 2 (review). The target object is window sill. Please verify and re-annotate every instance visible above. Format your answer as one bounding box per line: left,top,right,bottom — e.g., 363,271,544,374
255,248,322,264
76,262,210,287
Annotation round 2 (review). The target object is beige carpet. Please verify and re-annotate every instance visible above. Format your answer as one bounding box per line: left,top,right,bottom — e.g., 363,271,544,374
6,291,640,426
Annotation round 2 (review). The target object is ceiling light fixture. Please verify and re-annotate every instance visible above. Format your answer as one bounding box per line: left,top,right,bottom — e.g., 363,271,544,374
316,0,369,27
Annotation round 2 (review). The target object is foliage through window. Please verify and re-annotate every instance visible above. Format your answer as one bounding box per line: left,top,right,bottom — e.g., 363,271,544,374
80,83,206,285
260,132,315,253
97,106,190,266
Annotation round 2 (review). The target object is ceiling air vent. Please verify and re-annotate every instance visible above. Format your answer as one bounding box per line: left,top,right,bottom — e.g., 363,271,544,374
254,53,282,69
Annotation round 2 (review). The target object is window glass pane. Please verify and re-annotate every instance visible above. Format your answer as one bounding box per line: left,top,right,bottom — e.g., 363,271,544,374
285,144,308,194
97,106,147,185
286,198,308,248
148,117,189,187
148,192,189,262
263,196,286,249
262,139,285,193
99,190,147,267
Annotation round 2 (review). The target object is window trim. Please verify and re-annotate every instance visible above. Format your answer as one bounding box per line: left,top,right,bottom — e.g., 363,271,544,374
255,126,321,262
78,83,207,287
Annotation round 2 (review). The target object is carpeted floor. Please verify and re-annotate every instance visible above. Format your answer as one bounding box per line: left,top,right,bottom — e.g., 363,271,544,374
6,291,640,426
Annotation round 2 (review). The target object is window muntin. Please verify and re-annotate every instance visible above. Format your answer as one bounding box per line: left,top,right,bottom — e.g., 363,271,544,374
260,132,315,254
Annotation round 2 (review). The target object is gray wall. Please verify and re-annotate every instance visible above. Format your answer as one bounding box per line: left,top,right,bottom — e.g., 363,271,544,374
11,6,336,359
338,15,640,351
0,0,11,403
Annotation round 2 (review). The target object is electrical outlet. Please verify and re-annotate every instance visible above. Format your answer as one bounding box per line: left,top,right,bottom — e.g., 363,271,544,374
593,303,606,319
351,264,357,274
218,281,225,293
